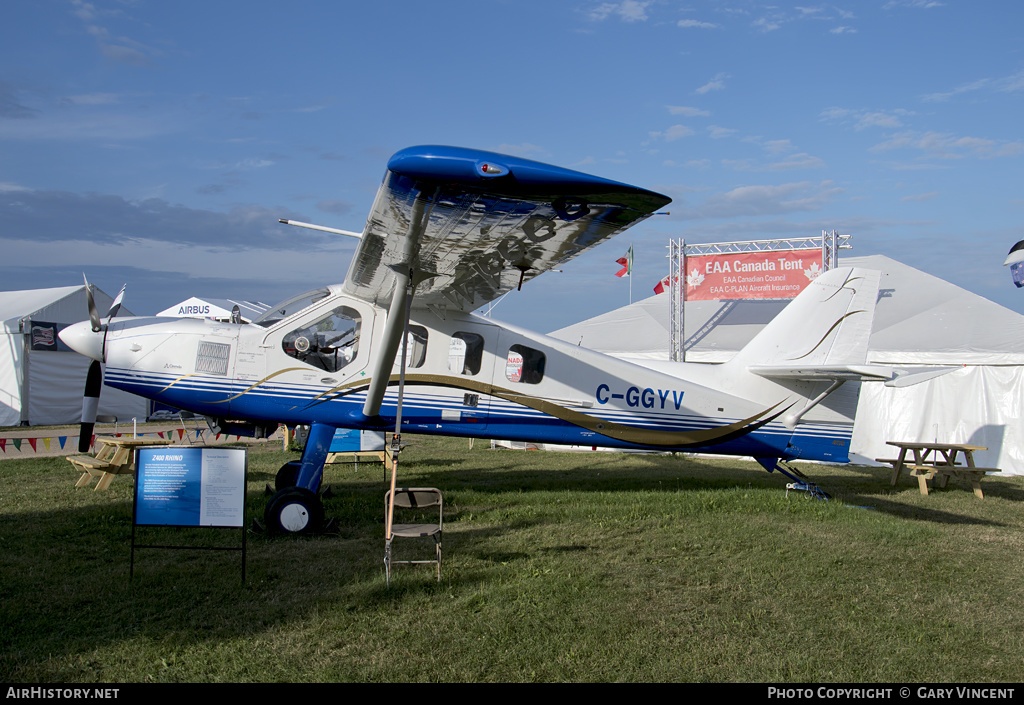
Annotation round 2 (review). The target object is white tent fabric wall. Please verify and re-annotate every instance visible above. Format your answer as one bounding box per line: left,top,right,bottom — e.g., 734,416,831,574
851,365,1024,476
549,255,1024,476
1,284,148,427
0,330,23,426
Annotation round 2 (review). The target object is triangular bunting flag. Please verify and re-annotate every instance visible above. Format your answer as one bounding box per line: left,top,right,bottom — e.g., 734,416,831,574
28,438,37,451
43,438,52,452
59,436,68,449
13,439,22,451
0,439,6,453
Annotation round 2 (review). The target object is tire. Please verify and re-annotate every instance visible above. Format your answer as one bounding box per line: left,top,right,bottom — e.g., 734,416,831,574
275,460,301,491
265,486,324,535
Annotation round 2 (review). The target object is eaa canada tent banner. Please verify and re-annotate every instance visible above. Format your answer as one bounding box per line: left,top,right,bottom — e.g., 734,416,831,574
684,252,823,301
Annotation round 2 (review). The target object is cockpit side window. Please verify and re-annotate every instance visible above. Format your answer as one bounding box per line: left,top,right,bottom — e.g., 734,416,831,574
282,306,361,372
254,287,331,328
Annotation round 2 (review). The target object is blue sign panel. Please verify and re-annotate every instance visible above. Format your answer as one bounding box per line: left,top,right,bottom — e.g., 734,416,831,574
329,428,385,452
135,447,247,528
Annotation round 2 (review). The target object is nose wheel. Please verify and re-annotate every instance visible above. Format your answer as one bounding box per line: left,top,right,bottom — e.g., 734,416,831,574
265,486,324,535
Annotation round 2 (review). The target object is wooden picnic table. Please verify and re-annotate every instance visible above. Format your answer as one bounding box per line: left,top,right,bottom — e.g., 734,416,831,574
879,441,998,498
68,436,174,490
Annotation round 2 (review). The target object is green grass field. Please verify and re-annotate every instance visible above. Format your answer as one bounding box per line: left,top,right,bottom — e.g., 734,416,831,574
2,435,1023,683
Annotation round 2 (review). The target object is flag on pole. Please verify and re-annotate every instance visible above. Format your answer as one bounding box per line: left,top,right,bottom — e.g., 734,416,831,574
615,246,633,277
653,275,671,294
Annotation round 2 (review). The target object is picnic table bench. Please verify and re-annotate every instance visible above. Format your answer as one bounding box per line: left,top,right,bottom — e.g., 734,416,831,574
67,436,174,490
878,441,998,498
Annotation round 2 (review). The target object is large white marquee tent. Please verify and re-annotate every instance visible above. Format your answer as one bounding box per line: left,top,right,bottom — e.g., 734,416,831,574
550,255,1024,476
1,284,148,427
156,296,269,323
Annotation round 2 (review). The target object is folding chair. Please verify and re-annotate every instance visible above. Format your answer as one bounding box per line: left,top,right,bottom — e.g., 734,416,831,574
384,488,443,584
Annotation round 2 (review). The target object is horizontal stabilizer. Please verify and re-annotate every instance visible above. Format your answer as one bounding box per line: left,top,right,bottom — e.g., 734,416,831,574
750,364,959,387
880,365,961,388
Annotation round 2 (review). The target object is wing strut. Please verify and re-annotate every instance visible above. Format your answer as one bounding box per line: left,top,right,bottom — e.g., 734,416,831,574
384,269,416,586
361,187,437,418
362,267,414,419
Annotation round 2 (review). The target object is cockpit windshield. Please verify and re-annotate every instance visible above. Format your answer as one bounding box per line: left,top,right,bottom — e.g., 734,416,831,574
251,287,332,328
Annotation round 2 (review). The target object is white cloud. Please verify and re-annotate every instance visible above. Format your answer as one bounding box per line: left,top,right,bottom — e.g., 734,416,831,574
670,180,842,220
707,125,737,139
696,73,729,94
855,111,905,130
819,107,912,131
923,68,1024,102
668,106,710,117
870,130,1024,160
588,1,651,22
62,93,123,106
678,19,718,29
70,0,159,66
752,17,782,32
883,0,944,9
762,139,794,155
649,124,695,142
724,153,826,172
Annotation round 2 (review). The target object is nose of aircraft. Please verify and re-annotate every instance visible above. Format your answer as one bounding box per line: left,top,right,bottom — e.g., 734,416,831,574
59,320,105,362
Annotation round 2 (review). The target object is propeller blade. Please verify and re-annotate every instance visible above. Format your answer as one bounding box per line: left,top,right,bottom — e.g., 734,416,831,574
83,274,101,333
78,360,102,453
107,283,126,320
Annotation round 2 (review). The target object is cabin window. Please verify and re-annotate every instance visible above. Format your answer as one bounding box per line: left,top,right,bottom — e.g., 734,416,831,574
449,332,484,376
282,306,361,372
398,325,428,369
254,287,331,328
407,326,428,368
505,344,545,384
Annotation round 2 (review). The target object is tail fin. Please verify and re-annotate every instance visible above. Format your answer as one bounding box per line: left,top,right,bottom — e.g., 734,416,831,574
727,267,880,370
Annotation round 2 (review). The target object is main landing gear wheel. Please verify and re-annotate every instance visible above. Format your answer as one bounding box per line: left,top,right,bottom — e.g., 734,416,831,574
265,486,324,535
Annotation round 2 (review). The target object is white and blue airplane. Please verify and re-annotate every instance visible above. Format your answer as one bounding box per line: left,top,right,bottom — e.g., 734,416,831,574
60,146,945,533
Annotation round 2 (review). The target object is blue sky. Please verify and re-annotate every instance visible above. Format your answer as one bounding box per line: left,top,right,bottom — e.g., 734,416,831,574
2,0,1023,333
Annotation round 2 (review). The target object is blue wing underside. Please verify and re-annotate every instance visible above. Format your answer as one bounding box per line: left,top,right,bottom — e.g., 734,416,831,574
342,146,672,310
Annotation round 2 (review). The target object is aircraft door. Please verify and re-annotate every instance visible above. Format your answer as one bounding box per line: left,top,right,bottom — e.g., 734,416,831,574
442,323,498,431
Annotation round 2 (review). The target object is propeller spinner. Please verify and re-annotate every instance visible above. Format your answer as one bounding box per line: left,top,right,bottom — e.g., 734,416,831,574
58,277,126,452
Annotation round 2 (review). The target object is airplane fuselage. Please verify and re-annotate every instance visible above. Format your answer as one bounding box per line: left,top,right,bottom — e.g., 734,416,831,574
92,287,856,464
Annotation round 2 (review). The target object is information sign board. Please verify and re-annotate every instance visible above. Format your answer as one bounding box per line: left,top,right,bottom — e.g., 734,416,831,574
684,251,822,301
134,446,247,528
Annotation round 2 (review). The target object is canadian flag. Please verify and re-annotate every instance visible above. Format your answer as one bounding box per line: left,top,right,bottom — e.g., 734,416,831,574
615,246,633,277
653,275,678,294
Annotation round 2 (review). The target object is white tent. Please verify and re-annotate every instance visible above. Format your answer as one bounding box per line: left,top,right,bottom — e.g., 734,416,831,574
1,285,148,427
156,297,269,323
550,255,1024,475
